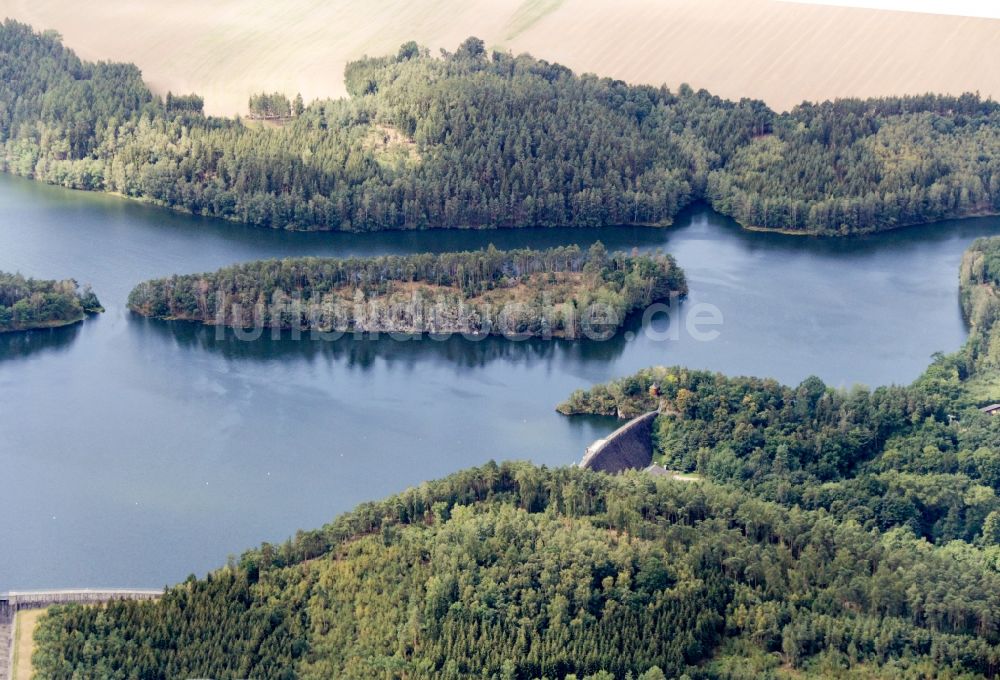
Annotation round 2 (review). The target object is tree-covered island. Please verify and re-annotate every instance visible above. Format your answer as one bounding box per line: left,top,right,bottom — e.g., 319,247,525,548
0,271,102,332
127,245,686,338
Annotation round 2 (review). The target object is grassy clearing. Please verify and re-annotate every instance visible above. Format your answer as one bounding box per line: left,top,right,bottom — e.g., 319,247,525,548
963,372,1000,404
13,608,46,680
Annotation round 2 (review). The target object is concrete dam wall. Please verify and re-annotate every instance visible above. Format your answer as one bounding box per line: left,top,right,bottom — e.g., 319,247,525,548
580,410,659,474
0,589,161,680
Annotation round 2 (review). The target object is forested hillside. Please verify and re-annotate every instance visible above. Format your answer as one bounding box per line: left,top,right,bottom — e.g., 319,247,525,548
3,21,999,235
708,96,1000,233
0,271,101,332
32,462,1000,679
961,237,1000,372
126,244,686,338
29,244,1000,678
557,238,1000,547
559,362,1000,545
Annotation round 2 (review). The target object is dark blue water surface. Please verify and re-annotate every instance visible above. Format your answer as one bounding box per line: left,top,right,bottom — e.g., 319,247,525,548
2,173,998,588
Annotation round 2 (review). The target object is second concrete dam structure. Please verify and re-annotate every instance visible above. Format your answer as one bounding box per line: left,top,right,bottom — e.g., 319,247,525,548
0,589,161,680
580,410,659,474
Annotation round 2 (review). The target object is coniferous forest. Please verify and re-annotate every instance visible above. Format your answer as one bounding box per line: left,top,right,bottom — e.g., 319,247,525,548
0,271,101,332
7,14,1000,680
3,20,1000,235
126,244,685,338
29,240,1000,677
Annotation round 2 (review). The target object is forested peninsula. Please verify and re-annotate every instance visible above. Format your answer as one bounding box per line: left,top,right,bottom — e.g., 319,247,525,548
0,271,102,332
29,251,1000,677
3,20,1000,236
127,245,685,338
556,237,1000,548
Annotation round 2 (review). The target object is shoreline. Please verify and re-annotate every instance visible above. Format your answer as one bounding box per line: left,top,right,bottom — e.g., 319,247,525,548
130,304,674,341
100,185,676,233
125,248,686,341
6,169,998,241
0,314,85,335
738,209,1000,237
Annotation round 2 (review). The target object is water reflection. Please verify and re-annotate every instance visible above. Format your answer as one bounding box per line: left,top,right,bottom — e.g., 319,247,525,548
129,310,649,370
0,322,82,360
706,211,1000,258
3,172,1000,589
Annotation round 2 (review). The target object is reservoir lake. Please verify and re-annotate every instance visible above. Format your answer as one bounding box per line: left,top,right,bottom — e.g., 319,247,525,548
2,173,999,588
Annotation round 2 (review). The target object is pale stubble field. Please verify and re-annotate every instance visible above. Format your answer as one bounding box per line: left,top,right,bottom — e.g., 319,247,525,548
2,0,998,116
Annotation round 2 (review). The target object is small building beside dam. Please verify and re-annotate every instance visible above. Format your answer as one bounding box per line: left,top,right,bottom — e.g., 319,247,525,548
579,410,659,474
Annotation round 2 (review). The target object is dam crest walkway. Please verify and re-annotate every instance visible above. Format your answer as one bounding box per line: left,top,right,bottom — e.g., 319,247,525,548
0,589,161,679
